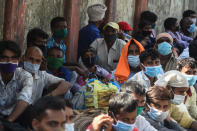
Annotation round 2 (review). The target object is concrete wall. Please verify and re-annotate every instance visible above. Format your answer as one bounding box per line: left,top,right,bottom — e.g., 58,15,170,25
80,0,105,29
25,0,64,40
1,0,197,44
116,0,135,27
80,0,135,29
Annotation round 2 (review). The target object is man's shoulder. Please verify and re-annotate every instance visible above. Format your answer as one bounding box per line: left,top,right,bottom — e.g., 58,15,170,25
15,68,32,77
91,38,105,46
116,38,126,45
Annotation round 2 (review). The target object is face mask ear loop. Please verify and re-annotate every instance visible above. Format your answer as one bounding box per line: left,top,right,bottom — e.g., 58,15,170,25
169,85,175,99
112,112,118,122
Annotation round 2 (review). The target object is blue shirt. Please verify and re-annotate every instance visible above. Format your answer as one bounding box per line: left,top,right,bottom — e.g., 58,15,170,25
47,66,71,82
78,23,101,58
46,37,66,62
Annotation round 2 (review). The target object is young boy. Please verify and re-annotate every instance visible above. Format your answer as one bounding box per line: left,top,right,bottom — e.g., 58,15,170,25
142,86,185,131
128,48,163,91
120,81,157,131
177,57,197,120
155,70,197,130
77,47,111,87
87,92,139,131
47,17,68,62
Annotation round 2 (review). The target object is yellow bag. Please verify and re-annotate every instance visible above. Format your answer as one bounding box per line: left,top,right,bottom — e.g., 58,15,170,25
85,79,118,109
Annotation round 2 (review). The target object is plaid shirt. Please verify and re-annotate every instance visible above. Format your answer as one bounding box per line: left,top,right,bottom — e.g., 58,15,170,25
0,68,33,116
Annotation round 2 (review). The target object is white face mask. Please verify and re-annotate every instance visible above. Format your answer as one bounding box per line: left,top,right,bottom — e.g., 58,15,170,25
191,18,197,24
65,123,74,131
170,94,185,105
147,104,169,122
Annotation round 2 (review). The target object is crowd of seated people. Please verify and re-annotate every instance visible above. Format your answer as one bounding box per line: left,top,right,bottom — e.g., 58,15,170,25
1,3,197,131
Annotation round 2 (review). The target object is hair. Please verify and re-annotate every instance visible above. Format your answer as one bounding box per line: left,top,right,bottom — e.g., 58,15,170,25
26,28,49,46
140,11,158,23
50,16,66,29
108,92,137,115
146,86,172,104
81,46,97,58
31,96,65,121
164,17,177,30
138,20,152,30
183,10,196,18
180,17,191,30
189,40,197,61
177,57,197,71
47,46,64,57
65,99,73,109
25,46,43,57
120,81,146,96
133,33,146,42
0,40,21,58
139,48,159,64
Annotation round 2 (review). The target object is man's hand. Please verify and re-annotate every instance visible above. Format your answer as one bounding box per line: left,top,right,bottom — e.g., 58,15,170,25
91,114,113,131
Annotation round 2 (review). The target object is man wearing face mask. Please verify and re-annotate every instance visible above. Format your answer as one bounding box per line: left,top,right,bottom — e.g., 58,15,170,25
87,92,139,131
177,58,197,120
78,3,107,59
180,17,196,38
0,40,33,122
133,20,155,49
120,81,158,131
155,33,178,72
90,22,126,72
183,10,197,38
47,17,68,62
155,70,197,130
76,47,111,87
141,86,185,131
23,46,72,104
112,39,144,86
64,100,74,131
128,48,164,91
26,28,49,71
164,17,193,55
183,10,197,25
27,28,49,57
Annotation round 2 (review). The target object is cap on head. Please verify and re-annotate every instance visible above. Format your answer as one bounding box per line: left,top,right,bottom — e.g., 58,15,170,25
154,70,189,88
103,22,119,31
87,3,107,22
118,21,133,31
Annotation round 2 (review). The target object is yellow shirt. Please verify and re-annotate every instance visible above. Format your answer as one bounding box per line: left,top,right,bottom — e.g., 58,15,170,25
169,103,195,129
185,86,197,120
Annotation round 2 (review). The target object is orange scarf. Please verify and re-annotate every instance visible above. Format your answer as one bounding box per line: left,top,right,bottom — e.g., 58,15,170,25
114,39,145,83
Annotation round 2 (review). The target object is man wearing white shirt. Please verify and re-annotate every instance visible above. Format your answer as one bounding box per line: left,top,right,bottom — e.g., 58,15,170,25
91,22,126,72
0,40,33,122
120,81,158,131
23,46,72,104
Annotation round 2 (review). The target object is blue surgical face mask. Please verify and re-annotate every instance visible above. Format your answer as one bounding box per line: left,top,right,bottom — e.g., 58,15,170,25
184,74,197,87
24,61,40,74
143,65,163,78
112,112,135,131
147,104,169,122
65,123,74,131
128,55,140,68
188,24,196,33
158,42,172,56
